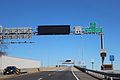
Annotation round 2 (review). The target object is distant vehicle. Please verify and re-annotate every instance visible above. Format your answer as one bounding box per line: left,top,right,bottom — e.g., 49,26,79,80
3,66,20,75
65,60,71,62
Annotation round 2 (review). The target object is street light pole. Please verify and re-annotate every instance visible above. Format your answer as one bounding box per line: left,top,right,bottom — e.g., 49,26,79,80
81,48,84,66
91,59,94,70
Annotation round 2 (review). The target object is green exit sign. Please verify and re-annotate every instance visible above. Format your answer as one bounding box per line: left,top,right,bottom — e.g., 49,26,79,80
84,22,103,34
90,22,96,28
85,28,102,33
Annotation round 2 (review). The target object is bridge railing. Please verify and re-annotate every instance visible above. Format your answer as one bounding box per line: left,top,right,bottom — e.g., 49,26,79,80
74,66,120,80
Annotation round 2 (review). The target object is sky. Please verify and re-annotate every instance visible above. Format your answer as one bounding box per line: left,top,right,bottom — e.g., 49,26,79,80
0,0,120,70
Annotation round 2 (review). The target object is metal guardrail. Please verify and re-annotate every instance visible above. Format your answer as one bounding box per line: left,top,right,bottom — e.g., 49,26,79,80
85,69,120,77
74,66,120,80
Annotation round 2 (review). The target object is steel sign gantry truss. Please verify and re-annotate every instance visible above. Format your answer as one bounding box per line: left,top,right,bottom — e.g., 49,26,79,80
0,22,106,69
73,22,106,70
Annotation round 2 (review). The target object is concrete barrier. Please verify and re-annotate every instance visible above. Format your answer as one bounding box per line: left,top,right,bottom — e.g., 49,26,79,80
0,66,63,74
0,66,66,79
25,68,40,73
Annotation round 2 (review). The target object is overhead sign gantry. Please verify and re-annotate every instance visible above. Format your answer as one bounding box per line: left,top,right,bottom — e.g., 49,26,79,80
0,22,107,70
37,22,106,70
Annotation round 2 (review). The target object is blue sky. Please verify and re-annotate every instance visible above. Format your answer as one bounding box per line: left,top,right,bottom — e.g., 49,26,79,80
0,0,120,70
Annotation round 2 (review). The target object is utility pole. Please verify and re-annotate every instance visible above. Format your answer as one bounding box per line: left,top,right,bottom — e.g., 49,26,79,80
81,49,84,66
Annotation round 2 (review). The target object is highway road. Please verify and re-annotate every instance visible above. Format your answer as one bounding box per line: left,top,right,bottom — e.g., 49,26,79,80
2,67,98,80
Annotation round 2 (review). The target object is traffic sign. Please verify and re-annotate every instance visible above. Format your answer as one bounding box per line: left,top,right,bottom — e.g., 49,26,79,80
110,55,114,61
84,22,103,34
90,22,96,28
85,28,102,33
0,27,32,39
74,26,83,35
38,25,70,35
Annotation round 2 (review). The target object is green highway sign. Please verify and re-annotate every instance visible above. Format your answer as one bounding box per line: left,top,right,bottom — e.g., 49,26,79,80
84,22,103,33
90,22,96,28
85,28,102,33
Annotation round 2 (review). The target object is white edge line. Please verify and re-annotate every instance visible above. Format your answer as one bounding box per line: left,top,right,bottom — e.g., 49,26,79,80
72,68,80,80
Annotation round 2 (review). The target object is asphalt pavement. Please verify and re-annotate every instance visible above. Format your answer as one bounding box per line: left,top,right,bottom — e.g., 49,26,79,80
2,67,98,80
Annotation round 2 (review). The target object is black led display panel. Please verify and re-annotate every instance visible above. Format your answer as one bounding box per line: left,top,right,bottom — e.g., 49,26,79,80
38,25,70,35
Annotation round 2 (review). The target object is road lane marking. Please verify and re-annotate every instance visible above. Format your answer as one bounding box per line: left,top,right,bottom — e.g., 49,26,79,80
48,73,51,76
72,68,80,80
72,71,80,80
38,78,43,80
57,67,67,72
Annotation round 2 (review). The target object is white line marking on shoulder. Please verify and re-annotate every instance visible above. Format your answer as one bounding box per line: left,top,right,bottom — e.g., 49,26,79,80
71,67,80,80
